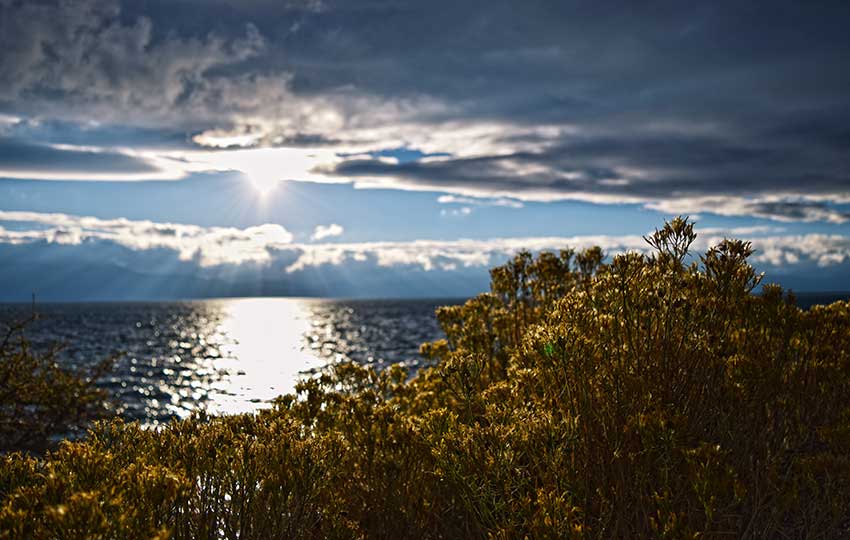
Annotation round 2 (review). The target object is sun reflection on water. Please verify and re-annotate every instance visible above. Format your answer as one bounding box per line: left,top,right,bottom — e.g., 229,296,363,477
0,297,453,425
204,298,321,416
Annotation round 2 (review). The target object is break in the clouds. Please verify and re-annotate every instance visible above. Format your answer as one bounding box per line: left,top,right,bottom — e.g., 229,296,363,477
1,210,850,300
1,0,849,222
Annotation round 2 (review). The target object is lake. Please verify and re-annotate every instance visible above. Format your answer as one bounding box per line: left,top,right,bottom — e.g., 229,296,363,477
0,298,461,425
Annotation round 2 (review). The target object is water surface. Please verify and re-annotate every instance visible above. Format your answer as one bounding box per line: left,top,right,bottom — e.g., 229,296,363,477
0,298,460,424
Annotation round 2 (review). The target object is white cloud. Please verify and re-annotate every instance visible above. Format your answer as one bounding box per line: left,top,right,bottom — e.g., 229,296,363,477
1,212,849,284
285,226,849,275
744,234,850,269
311,223,344,241
0,211,292,266
285,235,645,273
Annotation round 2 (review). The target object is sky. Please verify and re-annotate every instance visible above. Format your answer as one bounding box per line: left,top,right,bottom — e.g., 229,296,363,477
1,0,849,300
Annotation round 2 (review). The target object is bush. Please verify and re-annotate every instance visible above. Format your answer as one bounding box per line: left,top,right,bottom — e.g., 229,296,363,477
2,218,849,539
0,314,113,455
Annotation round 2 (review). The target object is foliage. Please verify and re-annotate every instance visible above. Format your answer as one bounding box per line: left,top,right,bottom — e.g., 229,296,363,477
2,217,850,538
0,314,113,455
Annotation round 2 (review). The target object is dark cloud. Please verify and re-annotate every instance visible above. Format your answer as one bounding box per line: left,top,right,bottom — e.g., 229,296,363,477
1,0,849,220
747,201,850,223
4,119,192,149
327,130,849,201
0,0,265,126
0,137,159,174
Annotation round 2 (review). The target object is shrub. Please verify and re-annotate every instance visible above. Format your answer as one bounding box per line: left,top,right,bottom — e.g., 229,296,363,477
0,314,113,455
2,218,849,539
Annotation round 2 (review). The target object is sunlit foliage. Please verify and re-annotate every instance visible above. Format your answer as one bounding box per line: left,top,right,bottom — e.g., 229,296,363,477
3,217,850,538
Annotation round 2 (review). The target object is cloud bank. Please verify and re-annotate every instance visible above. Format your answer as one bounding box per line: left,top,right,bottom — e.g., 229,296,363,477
0,210,293,266
1,211,848,300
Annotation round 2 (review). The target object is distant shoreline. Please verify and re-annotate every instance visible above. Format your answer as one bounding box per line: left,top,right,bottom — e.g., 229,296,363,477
0,295,472,306
0,292,847,307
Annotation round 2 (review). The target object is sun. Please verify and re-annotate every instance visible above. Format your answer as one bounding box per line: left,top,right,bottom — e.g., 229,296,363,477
199,147,336,197
247,174,280,197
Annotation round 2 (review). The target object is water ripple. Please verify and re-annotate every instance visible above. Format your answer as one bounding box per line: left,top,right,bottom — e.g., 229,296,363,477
0,298,459,425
